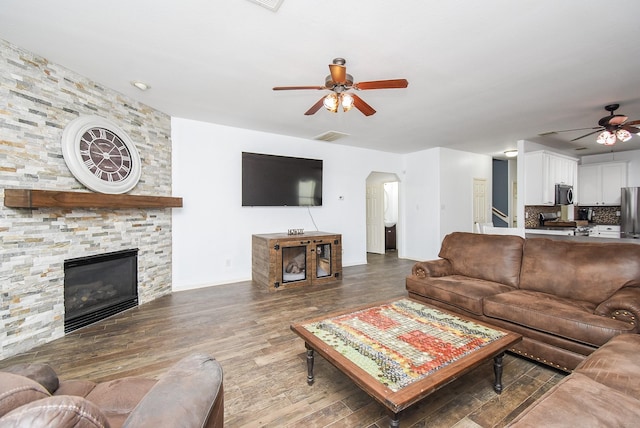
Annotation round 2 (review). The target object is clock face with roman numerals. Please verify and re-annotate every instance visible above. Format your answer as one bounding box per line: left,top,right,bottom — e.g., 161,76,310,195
80,127,132,183
62,116,141,194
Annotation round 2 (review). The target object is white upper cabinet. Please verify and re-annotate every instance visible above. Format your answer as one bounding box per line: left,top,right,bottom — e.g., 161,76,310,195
577,162,627,205
524,151,578,206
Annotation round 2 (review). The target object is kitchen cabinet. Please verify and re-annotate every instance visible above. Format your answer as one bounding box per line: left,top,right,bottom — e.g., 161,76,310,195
577,162,627,206
385,225,396,250
591,225,621,239
524,151,578,206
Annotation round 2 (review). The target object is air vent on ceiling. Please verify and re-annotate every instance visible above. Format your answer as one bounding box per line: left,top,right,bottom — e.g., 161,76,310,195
574,147,588,151
313,131,350,142
246,0,284,11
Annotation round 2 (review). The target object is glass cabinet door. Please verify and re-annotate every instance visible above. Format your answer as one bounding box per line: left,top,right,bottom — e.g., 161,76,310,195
282,245,307,283
315,243,332,278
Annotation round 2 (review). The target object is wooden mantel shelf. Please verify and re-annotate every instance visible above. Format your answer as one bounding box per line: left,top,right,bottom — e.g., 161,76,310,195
4,189,183,209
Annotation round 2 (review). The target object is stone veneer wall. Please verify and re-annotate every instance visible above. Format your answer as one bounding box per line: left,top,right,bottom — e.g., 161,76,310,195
0,39,174,359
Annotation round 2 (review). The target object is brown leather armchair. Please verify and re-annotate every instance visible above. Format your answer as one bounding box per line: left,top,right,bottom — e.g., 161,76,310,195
0,353,223,427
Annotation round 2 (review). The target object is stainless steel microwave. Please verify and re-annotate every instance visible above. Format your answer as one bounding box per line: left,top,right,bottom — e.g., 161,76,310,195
555,184,573,205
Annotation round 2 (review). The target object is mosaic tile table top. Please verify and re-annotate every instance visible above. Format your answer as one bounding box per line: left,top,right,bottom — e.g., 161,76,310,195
291,298,521,415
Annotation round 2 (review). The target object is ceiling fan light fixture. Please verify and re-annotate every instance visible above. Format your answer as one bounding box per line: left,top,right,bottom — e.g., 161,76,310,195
597,130,616,145
616,129,632,142
323,93,338,113
341,93,354,112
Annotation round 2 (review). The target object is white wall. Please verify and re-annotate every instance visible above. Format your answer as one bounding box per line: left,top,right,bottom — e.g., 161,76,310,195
171,117,405,290
440,148,493,236
402,148,441,261
402,147,492,261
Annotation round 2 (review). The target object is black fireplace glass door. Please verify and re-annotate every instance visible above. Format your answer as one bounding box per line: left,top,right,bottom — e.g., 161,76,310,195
64,249,138,332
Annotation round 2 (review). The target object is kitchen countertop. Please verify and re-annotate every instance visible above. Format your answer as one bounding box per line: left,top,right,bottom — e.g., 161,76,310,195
525,232,640,244
528,226,576,231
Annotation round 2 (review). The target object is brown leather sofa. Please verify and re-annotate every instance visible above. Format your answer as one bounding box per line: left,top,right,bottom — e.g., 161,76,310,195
0,353,223,427
406,232,640,371
508,333,640,427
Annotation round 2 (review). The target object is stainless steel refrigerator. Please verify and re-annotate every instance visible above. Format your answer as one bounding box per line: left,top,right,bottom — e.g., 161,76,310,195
621,187,640,239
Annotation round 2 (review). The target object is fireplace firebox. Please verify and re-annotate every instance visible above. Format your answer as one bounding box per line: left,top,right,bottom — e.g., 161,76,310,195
64,249,138,333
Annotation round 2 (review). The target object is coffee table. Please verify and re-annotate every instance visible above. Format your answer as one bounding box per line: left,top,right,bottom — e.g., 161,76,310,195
290,298,521,427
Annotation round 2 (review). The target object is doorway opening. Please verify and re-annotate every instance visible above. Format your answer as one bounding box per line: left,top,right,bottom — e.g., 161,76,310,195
366,172,400,255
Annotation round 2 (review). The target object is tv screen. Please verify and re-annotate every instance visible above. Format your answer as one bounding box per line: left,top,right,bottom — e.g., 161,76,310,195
242,152,323,207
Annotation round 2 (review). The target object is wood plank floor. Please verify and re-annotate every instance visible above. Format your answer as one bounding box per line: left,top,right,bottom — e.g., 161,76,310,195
0,252,565,427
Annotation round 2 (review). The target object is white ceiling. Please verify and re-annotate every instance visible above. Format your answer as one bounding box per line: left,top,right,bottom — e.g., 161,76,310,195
2,0,640,158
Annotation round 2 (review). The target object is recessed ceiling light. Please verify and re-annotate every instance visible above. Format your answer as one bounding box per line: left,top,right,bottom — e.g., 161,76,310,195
246,0,284,11
131,81,150,91
504,150,518,158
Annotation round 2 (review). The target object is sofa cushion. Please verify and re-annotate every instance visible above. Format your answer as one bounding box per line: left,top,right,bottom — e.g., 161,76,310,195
85,377,156,427
508,372,640,427
1,363,59,394
438,232,524,287
407,274,514,315
575,333,640,397
520,238,640,305
55,380,98,398
483,290,635,347
0,372,51,418
0,395,110,428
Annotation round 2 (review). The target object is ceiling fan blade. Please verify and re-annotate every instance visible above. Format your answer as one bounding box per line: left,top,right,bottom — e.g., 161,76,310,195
352,94,376,116
304,97,325,116
571,129,601,142
621,124,640,134
626,119,640,126
549,126,602,133
353,79,409,90
273,86,326,91
329,64,347,84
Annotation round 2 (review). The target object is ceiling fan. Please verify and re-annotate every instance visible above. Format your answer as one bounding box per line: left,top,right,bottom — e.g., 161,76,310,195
272,58,408,116
552,104,640,146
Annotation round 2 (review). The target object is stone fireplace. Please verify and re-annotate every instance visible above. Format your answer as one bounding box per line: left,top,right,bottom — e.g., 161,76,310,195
64,249,139,333
0,39,175,359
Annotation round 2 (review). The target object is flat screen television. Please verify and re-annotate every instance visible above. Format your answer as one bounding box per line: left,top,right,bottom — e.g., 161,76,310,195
242,152,323,207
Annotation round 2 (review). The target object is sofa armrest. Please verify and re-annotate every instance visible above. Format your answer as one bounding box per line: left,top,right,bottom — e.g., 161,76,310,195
0,395,110,428
595,285,640,332
411,259,452,279
122,353,223,428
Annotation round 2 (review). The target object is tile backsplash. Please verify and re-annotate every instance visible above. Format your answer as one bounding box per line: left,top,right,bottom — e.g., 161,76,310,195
524,205,620,228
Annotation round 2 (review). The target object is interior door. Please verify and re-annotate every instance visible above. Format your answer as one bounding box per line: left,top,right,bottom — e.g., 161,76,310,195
473,178,488,227
511,180,518,227
366,184,385,254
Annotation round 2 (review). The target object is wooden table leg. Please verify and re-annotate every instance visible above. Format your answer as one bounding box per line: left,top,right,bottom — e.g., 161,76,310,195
305,343,315,385
388,411,400,428
493,352,505,394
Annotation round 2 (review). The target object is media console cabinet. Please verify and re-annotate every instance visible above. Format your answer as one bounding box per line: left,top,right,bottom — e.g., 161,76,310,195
252,232,342,291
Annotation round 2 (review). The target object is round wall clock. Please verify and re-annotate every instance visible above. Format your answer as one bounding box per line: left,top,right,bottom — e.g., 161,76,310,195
61,116,142,194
